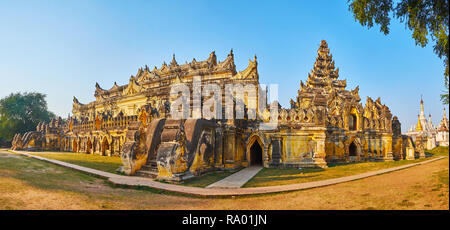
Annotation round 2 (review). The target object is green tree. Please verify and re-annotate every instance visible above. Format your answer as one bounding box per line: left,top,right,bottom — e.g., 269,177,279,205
0,92,55,141
348,0,449,104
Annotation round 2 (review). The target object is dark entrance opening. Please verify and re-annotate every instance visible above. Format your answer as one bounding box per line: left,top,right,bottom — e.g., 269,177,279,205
349,142,357,156
250,142,263,166
101,138,109,156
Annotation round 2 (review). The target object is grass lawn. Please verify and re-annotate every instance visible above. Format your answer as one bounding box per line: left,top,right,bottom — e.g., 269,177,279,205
244,147,448,188
12,146,449,188
179,171,235,187
0,149,448,209
23,151,123,174
19,150,234,187
426,146,449,156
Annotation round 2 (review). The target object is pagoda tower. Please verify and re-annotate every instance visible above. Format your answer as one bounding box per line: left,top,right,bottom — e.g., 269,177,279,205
418,96,429,130
436,107,449,146
303,40,345,91
437,107,449,132
295,40,353,108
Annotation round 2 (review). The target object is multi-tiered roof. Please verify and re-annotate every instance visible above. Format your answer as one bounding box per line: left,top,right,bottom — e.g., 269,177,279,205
295,40,357,107
292,40,392,132
303,40,346,91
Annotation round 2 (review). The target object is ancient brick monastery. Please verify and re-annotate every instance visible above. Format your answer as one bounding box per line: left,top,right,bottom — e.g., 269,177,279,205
11,41,432,181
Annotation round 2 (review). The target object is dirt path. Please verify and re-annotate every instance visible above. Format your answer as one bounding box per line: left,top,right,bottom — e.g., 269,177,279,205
0,150,448,210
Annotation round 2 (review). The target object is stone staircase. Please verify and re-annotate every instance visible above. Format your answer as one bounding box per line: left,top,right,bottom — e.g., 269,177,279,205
136,159,158,178
135,119,184,178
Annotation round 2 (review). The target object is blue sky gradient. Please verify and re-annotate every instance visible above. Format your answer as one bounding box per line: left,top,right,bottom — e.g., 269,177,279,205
0,0,447,132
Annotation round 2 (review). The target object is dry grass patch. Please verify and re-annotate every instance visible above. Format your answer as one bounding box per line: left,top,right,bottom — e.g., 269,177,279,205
426,146,449,156
244,157,435,187
178,171,236,187
0,150,448,210
26,151,122,173
21,150,235,188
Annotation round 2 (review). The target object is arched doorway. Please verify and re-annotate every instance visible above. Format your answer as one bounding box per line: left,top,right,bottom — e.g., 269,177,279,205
101,137,109,156
349,142,357,156
250,141,263,166
72,139,78,152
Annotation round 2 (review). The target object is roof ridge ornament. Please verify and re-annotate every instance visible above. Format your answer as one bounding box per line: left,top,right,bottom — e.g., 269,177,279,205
170,54,178,67
207,51,217,67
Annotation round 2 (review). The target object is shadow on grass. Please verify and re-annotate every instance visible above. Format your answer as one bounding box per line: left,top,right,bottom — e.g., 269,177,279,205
426,146,449,157
27,152,122,174
0,152,98,192
245,154,443,187
243,167,323,187
0,152,185,198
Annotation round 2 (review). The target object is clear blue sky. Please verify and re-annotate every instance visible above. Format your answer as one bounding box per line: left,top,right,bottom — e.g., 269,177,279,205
0,0,447,132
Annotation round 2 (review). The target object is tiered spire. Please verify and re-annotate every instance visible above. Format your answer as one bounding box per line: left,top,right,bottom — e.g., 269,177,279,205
438,107,449,131
305,40,344,90
420,96,425,119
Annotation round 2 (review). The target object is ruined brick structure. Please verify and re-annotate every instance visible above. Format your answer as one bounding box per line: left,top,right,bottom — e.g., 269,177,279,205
11,117,65,151
11,40,417,181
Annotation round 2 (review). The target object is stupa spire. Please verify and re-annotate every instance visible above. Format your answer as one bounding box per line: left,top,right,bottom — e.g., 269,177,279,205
419,95,425,119
416,114,423,131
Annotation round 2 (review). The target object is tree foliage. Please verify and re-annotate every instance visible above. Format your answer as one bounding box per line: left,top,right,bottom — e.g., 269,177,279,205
348,0,449,104
0,92,55,141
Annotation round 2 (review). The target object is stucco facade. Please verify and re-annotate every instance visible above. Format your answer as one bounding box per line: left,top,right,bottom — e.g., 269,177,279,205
12,40,418,181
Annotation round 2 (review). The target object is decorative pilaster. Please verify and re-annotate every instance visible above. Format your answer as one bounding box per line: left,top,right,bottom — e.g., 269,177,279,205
415,134,426,158
363,133,369,161
269,136,282,167
263,145,270,168
313,132,328,168
382,133,394,161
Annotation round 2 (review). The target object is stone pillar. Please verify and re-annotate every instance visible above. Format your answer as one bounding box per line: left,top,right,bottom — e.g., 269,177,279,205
363,133,369,160
269,136,282,167
426,136,436,150
223,129,236,166
371,137,377,159
263,145,270,168
415,135,426,158
368,136,375,160
382,133,394,161
214,127,224,167
375,136,383,161
391,136,402,160
313,132,328,168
